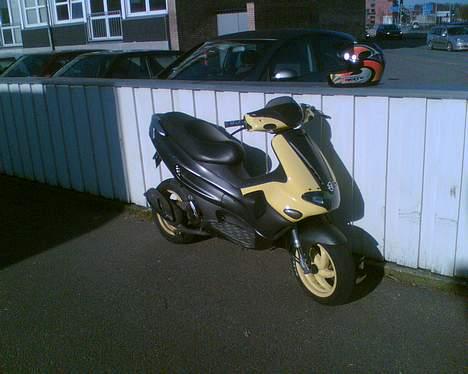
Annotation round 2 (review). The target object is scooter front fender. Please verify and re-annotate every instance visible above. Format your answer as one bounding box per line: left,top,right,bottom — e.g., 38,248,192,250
297,216,347,247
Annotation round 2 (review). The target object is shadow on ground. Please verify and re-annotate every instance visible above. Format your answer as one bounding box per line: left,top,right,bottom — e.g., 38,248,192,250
0,175,124,270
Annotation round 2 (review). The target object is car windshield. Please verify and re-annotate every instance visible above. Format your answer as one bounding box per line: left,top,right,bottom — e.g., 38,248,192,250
2,54,52,77
167,40,274,80
56,54,115,78
448,27,468,36
384,25,399,30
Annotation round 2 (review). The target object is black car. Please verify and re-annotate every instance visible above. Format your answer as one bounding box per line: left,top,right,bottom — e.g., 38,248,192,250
376,24,403,40
54,50,180,79
0,57,17,74
1,51,94,77
159,29,357,82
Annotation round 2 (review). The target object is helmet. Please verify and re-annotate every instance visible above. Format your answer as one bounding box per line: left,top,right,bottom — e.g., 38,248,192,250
328,43,385,87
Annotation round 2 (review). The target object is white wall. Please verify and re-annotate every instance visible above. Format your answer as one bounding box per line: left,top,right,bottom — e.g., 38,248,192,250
0,81,466,278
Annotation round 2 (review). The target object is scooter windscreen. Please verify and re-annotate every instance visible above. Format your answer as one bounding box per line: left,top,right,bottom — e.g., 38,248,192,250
283,129,340,211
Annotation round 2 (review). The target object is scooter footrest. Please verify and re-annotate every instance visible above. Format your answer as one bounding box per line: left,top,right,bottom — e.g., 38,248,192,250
210,221,256,249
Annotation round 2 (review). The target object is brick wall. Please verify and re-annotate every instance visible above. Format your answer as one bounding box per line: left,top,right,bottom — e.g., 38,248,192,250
174,0,365,51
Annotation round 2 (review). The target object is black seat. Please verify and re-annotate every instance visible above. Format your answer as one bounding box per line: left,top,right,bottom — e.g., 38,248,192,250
159,112,245,165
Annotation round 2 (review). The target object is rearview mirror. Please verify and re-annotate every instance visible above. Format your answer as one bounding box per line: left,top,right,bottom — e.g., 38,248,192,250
271,69,298,81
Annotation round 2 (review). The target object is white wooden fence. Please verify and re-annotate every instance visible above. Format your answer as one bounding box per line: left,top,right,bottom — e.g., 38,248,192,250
0,79,466,278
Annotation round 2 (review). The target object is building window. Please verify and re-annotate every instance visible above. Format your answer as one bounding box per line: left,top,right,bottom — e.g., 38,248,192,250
54,0,84,23
22,0,48,26
1,0,11,25
127,0,166,16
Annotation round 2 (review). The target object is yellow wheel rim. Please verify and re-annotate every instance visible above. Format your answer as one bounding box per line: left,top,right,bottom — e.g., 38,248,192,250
156,213,177,236
155,189,182,236
295,244,337,298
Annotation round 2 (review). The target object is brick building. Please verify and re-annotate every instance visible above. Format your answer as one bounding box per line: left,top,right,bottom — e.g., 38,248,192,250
172,0,365,51
0,0,364,55
366,0,393,27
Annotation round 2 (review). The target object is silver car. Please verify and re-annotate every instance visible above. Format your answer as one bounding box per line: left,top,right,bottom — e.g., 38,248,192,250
427,25,468,51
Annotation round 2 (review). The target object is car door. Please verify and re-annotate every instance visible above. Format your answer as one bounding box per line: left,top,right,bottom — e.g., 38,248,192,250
264,37,323,82
437,27,447,48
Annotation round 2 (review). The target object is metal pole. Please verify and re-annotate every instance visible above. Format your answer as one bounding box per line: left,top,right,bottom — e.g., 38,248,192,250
45,0,55,50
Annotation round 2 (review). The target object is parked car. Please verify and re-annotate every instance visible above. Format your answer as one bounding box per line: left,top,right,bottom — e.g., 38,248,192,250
427,25,468,51
0,57,17,74
54,50,180,79
1,51,94,77
160,29,385,86
376,24,403,39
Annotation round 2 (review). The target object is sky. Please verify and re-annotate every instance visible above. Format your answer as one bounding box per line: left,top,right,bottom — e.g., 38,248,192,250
404,0,468,4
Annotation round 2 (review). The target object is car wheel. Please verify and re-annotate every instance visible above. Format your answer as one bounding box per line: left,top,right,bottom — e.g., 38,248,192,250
447,42,453,52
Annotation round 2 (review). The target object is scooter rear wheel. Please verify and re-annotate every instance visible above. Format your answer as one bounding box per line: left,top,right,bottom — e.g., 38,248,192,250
153,180,199,244
291,244,354,305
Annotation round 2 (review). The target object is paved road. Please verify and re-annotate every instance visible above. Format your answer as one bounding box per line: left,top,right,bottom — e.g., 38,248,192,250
0,175,467,372
372,37,468,89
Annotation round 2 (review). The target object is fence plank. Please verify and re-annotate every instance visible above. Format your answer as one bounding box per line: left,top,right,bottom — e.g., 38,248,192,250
56,85,84,191
420,99,466,276
100,87,128,201
116,87,146,206
240,92,267,175
10,83,34,180
293,94,322,111
152,88,174,181
44,85,71,188
216,91,241,140
0,84,23,177
20,84,45,183
85,86,114,199
172,89,194,115
384,98,426,267
0,84,13,175
70,86,99,195
455,103,468,277
31,84,57,186
321,95,355,234
135,87,161,193
353,96,388,258
194,90,217,123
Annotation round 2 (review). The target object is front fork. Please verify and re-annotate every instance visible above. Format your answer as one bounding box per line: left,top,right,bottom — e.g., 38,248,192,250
291,226,318,275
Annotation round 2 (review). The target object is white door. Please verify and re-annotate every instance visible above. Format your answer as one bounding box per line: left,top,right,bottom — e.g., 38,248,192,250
217,12,248,36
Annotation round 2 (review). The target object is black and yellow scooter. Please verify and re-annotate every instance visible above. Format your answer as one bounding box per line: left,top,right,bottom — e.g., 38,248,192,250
146,97,355,305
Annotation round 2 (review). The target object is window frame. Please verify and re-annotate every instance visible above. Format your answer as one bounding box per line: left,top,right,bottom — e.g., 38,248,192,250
125,0,167,17
53,0,85,25
21,0,48,27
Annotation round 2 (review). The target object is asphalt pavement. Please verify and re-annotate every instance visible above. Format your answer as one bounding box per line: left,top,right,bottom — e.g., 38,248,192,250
0,175,467,372
373,36,468,89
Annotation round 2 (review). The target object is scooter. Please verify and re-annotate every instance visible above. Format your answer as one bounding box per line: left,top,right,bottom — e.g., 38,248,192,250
145,96,355,305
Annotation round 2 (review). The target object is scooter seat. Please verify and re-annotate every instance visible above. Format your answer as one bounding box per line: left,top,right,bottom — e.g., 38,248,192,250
159,112,245,165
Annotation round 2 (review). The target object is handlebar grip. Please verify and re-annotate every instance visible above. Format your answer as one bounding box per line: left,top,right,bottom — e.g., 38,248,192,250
224,119,245,128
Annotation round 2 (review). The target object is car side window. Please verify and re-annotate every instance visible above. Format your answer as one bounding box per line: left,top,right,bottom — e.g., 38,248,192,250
267,38,318,81
147,55,178,77
110,56,149,79
316,35,353,73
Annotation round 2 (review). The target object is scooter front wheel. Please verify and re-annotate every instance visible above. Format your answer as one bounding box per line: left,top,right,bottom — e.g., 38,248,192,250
291,244,355,305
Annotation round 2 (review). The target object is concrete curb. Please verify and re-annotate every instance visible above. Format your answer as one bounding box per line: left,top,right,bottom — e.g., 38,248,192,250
366,259,468,297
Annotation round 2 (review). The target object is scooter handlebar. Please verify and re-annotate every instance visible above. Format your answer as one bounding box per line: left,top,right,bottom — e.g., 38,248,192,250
224,119,246,128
